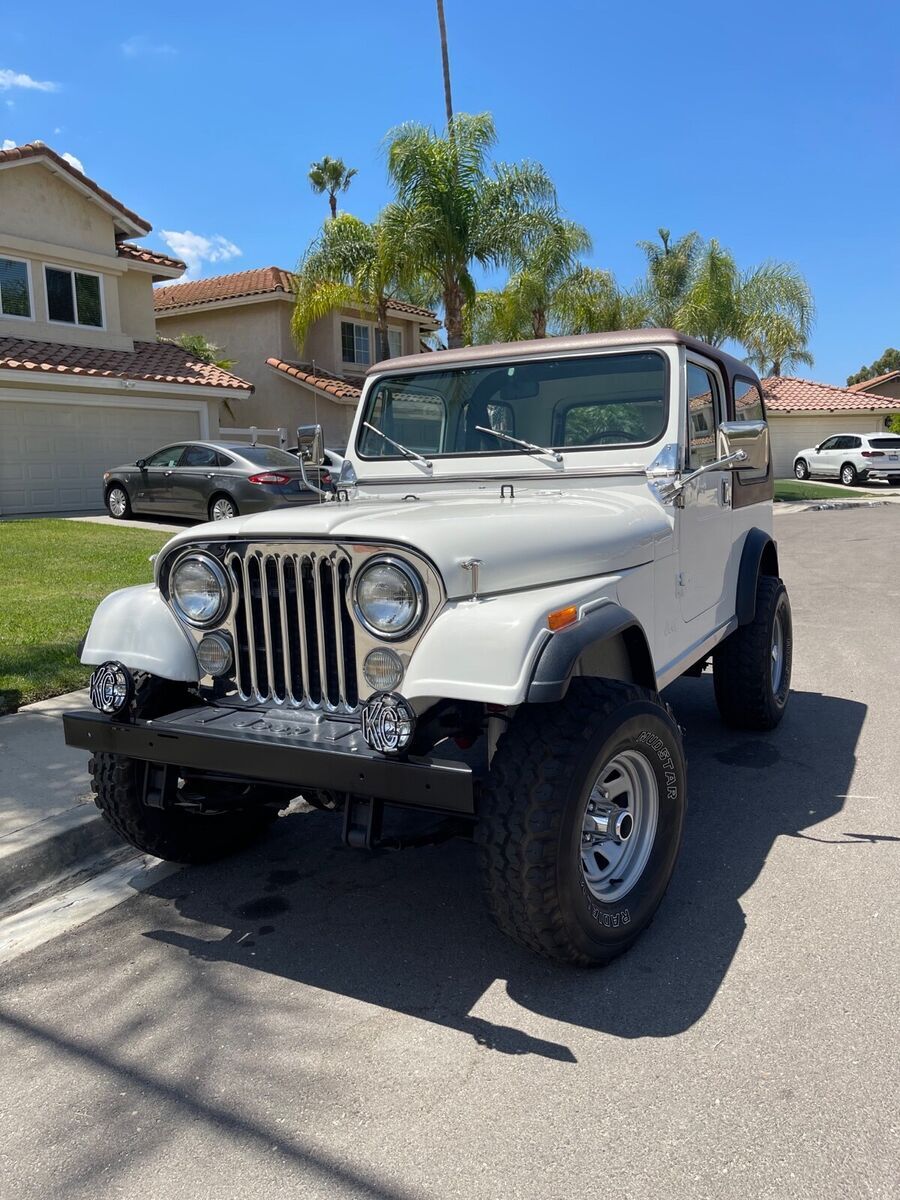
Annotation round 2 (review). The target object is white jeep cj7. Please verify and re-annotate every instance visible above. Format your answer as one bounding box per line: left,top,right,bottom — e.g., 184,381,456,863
65,330,792,966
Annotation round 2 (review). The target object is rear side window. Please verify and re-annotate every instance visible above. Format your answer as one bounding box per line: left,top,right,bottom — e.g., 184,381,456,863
734,378,765,423
181,445,218,467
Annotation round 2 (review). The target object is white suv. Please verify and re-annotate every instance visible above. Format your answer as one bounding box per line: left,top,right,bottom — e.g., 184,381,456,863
794,433,900,487
65,329,791,966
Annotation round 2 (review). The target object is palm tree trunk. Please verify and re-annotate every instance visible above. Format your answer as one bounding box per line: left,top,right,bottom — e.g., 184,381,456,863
772,359,781,376
377,298,391,359
436,0,453,130
329,191,337,219
532,308,546,339
444,282,464,349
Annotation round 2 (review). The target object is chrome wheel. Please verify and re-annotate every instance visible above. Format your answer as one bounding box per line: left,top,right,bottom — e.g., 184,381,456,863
211,497,236,521
841,465,855,486
108,487,127,518
794,460,808,480
580,750,659,904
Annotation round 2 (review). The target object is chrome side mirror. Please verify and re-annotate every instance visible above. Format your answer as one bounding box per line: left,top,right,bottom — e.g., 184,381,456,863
295,423,325,466
717,420,769,473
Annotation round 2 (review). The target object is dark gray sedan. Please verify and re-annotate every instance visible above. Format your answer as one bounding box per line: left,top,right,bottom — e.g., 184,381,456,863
103,441,334,522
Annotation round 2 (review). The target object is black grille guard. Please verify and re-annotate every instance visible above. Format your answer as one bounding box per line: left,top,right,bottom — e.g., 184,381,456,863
63,704,474,815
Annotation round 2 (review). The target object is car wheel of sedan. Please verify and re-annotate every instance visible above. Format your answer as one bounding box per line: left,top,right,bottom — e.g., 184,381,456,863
106,485,131,520
476,678,686,966
840,463,859,486
209,495,238,521
794,459,810,480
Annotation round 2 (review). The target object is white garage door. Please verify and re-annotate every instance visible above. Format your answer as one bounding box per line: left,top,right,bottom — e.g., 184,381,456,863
768,414,885,478
0,397,203,515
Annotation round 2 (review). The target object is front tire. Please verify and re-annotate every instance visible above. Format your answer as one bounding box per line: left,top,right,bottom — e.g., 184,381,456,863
90,753,278,863
840,463,859,486
106,485,131,519
476,679,686,966
714,576,792,730
794,459,810,480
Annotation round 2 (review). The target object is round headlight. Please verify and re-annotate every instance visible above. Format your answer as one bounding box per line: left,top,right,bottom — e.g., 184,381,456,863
353,558,425,640
170,554,229,627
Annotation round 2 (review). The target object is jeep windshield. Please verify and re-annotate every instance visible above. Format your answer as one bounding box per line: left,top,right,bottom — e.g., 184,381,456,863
357,350,667,461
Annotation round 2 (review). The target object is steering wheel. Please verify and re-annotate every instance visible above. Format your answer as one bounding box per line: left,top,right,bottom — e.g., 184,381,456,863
583,428,635,445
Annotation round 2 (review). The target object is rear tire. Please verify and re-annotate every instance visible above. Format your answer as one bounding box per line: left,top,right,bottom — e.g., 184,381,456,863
794,459,809,480
840,463,859,486
714,576,792,730
106,485,131,520
209,494,238,521
476,679,686,966
90,752,278,863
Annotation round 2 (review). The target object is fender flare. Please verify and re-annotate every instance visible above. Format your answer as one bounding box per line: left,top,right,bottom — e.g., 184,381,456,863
736,528,779,625
527,603,656,702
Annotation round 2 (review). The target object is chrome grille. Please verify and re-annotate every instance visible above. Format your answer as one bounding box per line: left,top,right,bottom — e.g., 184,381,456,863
225,549,358,712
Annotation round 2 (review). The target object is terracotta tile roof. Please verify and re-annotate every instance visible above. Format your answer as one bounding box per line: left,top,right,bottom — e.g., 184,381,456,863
762,376,900,413
154,267,295,312
117,242,186,271
154,266,439,323
0,335,253,391
0,142,151,235
847,369,900,392
266,357,362,401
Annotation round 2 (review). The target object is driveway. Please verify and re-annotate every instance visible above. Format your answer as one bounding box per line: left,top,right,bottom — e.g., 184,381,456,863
0,507,897,1199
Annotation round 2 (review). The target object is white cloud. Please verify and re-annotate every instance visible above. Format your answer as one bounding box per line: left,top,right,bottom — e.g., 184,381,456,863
159,230,242,280
2,139,16,150
0,69,59,93
121,35,177,58
61,151,84,173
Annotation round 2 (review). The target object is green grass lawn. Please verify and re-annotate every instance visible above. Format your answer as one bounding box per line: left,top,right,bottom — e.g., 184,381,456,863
0,519,170,714
774,479,880,501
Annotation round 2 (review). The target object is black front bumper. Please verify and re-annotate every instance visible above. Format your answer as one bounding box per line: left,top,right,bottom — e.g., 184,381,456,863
63,704,474,815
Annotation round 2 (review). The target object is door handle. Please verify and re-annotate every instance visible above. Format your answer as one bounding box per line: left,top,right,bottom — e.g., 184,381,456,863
164,470,173,477
206,473,214,479
720,476,732,506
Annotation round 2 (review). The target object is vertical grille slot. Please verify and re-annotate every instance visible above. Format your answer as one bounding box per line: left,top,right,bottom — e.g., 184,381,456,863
226,546,358,711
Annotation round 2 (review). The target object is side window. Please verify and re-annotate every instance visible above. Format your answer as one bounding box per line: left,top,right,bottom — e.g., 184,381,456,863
831,436,849,450
215,452,235,467
734,378,765,423
687,364,719,468
144,445,186,468
847,437,862,449
181,445,218,467
818,437,837,451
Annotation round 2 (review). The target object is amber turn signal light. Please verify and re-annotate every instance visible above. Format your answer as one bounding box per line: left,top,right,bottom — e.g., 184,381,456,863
547,605,579,631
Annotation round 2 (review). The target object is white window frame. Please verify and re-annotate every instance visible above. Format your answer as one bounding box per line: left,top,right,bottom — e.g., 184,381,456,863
43,262,106,330
0,254,34,321
341,319,371,366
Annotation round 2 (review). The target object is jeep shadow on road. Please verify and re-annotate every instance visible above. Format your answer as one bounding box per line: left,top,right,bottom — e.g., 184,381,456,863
143,680,866,1060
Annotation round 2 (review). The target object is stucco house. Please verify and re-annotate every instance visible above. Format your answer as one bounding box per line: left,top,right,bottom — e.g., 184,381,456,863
0,142,253,515
153,268,440,447
762,376,899,477
847,370,900,402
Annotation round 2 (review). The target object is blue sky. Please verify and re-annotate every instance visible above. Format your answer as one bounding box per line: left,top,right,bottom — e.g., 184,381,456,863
3,0,898,384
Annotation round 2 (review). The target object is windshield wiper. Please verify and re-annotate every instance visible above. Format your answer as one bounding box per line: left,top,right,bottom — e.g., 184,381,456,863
475,426,563,464
363,422,432,469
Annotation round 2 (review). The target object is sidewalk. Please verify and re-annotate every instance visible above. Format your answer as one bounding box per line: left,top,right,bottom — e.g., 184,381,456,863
0,689,123,908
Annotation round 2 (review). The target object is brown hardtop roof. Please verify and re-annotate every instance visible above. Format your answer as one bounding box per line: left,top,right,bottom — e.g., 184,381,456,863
365,328,757,385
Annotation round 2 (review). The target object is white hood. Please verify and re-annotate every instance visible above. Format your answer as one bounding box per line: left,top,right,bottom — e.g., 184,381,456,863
158,482,673,598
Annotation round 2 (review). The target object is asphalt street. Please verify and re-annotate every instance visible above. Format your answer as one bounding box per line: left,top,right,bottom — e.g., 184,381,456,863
2,506,898,1199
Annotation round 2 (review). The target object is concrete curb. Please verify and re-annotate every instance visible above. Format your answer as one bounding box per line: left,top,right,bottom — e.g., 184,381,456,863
0,804,123,908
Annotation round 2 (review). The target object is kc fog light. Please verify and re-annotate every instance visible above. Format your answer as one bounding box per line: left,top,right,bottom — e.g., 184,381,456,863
89,661,134,716
197,632,233,677
360,692,416,755
363,648,404,691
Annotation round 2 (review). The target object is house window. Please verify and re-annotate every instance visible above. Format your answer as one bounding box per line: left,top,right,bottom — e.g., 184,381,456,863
341,320,370,365
45,266,104,327
376,327,403,360
0,257,32,318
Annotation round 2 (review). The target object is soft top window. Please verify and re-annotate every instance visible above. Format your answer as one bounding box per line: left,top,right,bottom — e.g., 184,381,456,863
358,351,667,459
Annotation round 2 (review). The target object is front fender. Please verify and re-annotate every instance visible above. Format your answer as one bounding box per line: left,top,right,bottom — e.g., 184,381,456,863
402,576,623,707
81,585,199,682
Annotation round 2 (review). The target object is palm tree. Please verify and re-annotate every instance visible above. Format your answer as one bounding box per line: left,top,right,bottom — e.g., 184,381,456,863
436,0,453,128
554,268,651,335
308,156,358,219
743,315,815,377
384,112,557,348
165,332,237,371
292,213,409,361
639,229,815,359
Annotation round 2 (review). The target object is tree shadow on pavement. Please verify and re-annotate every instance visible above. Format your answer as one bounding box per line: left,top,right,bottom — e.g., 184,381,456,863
142,680,866,1058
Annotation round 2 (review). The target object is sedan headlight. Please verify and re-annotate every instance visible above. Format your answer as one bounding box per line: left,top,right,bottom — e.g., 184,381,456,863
169,553,230,627
353,557,425,640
